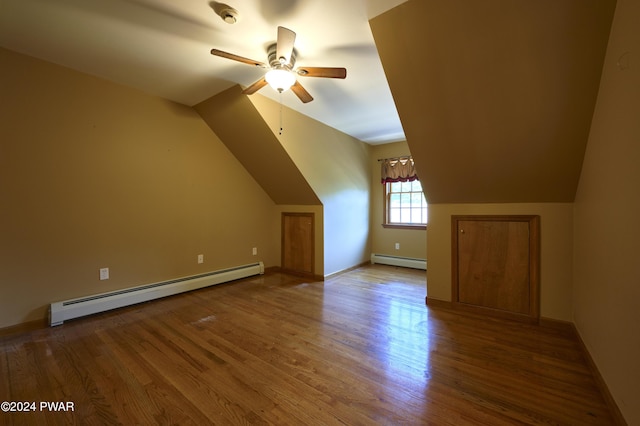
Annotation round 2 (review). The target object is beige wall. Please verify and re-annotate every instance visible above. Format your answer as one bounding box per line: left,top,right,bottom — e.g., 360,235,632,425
0,49,279,328
249,95,372,276
573,0,640,423
370,142,427,260
427,203,574,321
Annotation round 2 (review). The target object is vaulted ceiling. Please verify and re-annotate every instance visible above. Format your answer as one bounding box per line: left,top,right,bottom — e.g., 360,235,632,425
0,0,407,144
1,0,616,205
371,0,616,203
195,85,321,205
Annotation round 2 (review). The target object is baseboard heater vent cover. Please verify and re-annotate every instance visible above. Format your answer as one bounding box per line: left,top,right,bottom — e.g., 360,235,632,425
370,254,426,270
49,262,264,326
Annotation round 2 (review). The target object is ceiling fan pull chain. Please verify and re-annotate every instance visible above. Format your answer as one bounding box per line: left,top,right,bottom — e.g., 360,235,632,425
279,92,284,135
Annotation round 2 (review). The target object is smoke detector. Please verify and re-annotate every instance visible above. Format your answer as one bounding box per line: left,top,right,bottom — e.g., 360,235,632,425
219,7,239,24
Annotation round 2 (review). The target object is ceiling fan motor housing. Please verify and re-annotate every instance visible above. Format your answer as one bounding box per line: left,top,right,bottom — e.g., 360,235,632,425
268,43,297,69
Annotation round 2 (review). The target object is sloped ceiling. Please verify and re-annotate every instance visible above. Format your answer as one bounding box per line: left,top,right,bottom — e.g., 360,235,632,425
195,85,321,205
0,0,407,144
370,0,616,203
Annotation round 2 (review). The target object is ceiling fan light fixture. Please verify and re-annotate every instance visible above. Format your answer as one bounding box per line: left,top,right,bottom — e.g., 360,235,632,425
265,69,296,93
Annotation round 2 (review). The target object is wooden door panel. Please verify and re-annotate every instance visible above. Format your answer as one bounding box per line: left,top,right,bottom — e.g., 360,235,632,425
457,220,530,313
282,213,314,275
452,215,540,321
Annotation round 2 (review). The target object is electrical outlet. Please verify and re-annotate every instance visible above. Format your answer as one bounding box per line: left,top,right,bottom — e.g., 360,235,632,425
99,267,109,280
395,243,400,250
252,247,257,256
197,254,204,264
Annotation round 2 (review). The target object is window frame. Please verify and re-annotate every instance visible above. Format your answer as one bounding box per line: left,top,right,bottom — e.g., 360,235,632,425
382,180,427,230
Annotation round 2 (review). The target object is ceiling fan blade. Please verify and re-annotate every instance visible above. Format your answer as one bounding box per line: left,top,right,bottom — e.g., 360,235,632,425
242,77,268,95
291,81,313,103
276,26,296,65
296,67,347,79
211,49,267,68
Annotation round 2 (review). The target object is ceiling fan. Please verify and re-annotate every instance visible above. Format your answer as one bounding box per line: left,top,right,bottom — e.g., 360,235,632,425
211,26,347,103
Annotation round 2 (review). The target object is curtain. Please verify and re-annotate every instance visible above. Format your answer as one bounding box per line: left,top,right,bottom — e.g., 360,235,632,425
380,156,418,183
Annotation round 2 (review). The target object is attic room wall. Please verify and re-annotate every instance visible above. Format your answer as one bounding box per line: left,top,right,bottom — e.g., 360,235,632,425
193,86,321,206
0,49,279,328
427,203,574,321
248,95,371,276
370,142,426,260
370,0,616,204
573,0,640,422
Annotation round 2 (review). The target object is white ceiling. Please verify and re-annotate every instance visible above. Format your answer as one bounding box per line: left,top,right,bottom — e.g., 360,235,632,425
0,0,408,144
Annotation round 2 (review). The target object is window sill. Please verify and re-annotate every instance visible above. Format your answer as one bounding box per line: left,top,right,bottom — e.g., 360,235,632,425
382,224,427,230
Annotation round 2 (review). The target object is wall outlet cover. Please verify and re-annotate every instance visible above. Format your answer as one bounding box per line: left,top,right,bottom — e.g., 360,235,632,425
99,267,109,280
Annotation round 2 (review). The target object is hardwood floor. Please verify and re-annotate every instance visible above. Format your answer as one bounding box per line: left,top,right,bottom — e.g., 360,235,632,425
1,264,615,425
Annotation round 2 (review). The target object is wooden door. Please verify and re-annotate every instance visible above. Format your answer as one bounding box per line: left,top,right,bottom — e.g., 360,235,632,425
282,213,314,277
452,215,539,321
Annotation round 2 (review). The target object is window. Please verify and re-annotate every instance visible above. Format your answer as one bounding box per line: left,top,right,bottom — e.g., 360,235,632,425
379,156,427,229
384,180,428,228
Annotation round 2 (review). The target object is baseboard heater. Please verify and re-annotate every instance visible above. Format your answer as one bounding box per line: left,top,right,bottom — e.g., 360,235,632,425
370,254,426,270
49,262,264,326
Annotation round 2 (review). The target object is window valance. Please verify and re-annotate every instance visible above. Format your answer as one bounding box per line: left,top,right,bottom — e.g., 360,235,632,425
380,156,418,184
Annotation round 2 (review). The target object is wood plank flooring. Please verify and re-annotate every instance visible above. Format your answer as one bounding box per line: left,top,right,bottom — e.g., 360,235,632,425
0,264,615,425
